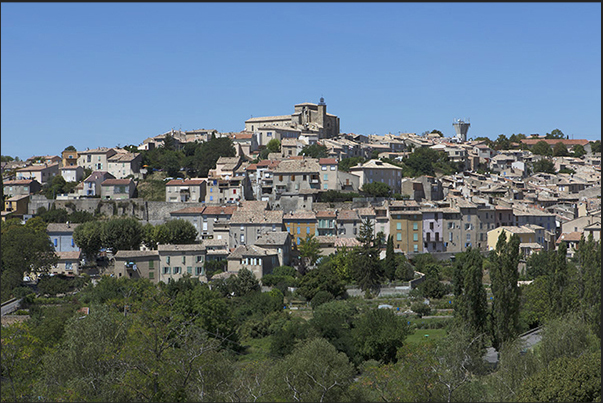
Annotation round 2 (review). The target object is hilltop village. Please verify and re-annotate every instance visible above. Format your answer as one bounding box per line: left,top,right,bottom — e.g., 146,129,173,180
2,99,601,283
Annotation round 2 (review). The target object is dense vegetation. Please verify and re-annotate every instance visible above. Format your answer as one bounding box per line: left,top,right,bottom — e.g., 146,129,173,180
2,212,600,402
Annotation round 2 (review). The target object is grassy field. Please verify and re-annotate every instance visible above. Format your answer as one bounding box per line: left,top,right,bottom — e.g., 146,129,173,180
406,328,447,344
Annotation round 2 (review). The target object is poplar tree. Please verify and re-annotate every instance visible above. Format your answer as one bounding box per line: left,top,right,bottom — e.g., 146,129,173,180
452,247,488,337
489,232,521,350
383,235,396,282
353,218,383,297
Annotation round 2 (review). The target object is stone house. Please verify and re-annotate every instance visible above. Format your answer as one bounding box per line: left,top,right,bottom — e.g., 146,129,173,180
77,147,117,171
388,200,422,254
254,231,292,267
3,179,42,198
349,159,404,194
227,244,279,280
113,250,160,283
315,210,337,237
2,195,29,222
165,179,207,203
59,166,85,183
16,163,59,185
283,210,317,246
107,151,143,179
100,178,136,200
47,223,81,253
50,251,82,276
79,171,115,197
229,209,284,248
169,205,236,241
336,209,361,238
158,244,207,283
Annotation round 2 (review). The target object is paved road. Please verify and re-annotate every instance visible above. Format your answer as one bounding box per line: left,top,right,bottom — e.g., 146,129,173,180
1,298,22,316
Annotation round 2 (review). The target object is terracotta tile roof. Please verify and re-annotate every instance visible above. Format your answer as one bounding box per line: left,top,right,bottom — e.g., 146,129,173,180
238,200,268,211
556,231,583,243
114,250,159,258
17,163,59,172
202,206,237,216
47,223,81,233
255,231,290,245
319,158,338,165
165,179,206,186
157,244,206,252
230,210,283,224
3,179,39,185
283,210,317,220
337,209,360,221
101,179,134,186
228,244,277,259
316,210,336,218
170,207,206,215
55,251,82,260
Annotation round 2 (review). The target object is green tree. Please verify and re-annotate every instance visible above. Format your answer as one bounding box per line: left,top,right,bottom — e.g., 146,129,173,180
383,235,396,282
452,247,488,337
494,134,511,150
590,139,601,153
352,342,445,403
296,264,347,301
185,136,236,177
545,128,565,139
489,232,521,350
101,217,143,252
1,223,57,301
310,300,358,360
299,143,328,159
73,220,103,262
431,129,444,137
163,219,198,244
338,156,365,172
352,218,383,297
531,140,552,156
574,233,601,337
266,138,281,153
352,308,411,364
418,263,450,299
329,246,355,283
1,322,44,402
517,351,600,402
267,337,356,403
297,234,321,274
532,158,556,173
361,181,391,198
552,141,569,157
571,143,586,158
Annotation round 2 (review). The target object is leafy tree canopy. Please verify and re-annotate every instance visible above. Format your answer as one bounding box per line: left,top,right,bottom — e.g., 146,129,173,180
299,143,328,159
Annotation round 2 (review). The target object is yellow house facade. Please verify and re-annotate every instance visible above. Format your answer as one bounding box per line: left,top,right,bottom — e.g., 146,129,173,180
487,226,536,250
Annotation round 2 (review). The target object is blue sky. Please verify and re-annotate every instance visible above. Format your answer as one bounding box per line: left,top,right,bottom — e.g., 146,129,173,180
2,2,601,160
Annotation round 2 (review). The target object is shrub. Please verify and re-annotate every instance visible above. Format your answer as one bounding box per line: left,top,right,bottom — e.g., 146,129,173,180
410,301,432,318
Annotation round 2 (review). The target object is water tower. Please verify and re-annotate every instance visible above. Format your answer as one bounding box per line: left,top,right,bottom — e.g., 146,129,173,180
452,118,470,142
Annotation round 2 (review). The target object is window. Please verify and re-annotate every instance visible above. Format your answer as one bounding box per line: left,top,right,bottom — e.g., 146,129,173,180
306,227,310,234
449,232,453,241
330,165,336,170
396,233,402,241
430,222,434,230
163,267,170,274
414,244,418,252
210,196,213,201
323,174,328,180
413,223,418,230
149,260,154,269
297,227,301,234
195,267,204,275
322,166,327,171
413,233,418,242
291,175,295,181
466,234,471,242
240,234,244,243
182,256,186,264
396,222,401,230
279,175,283,181
166,256,170,264
173,267,181,274
54,239,57,247
323,184,328,190
149,272,155,279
